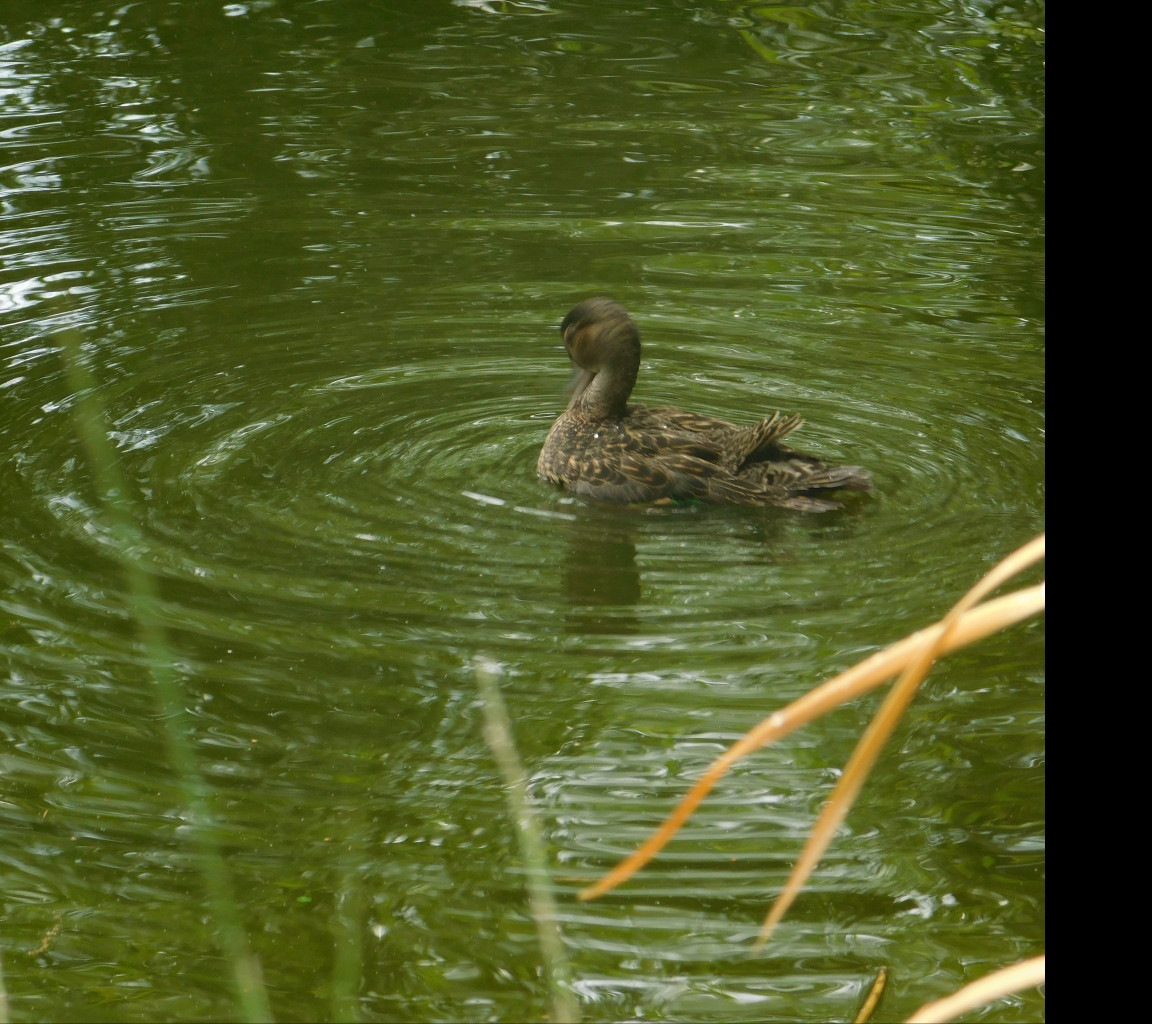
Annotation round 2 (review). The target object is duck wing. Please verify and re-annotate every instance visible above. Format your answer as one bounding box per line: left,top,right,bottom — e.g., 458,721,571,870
727,411,806,469
562,430,723,504
628,407,803,469
542,406,869,510
622,414,871,509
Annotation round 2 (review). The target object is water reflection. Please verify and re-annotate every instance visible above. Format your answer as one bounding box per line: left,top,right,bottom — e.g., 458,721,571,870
561,510,642,633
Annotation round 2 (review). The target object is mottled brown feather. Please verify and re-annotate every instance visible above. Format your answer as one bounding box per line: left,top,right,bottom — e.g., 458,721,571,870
537,298,872,510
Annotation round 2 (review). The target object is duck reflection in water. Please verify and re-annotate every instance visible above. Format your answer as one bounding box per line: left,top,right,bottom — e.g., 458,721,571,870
555,502,640,635
538,298,872,511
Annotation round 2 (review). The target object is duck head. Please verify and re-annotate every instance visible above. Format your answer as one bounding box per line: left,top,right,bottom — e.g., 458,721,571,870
559,298,641,419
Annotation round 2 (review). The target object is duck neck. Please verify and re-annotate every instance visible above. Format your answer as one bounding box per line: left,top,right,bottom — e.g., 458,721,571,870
569,330,639,420
568,366,633,419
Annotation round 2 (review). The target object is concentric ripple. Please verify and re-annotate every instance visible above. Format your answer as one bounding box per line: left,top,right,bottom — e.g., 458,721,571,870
8,301,1042,672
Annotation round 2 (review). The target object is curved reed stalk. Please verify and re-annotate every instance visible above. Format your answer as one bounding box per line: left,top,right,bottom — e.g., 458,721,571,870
578,535,1045,1017
580,536,1044,904
755,534,1044,945
905,955,1045,1023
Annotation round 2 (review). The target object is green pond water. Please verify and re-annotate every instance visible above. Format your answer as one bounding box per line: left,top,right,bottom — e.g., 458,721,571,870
1,2,1043,1021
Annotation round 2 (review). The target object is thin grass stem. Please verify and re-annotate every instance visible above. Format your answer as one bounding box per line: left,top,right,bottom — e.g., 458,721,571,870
57,329,273,1022
476,661,579,1024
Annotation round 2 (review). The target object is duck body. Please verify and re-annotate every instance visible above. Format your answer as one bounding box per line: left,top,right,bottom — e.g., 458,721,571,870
537,298,872,511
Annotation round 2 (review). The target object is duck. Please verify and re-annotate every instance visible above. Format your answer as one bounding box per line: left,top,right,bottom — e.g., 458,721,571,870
537,298,872,511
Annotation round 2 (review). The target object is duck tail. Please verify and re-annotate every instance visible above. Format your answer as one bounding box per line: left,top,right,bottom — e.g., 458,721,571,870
796,465,872,493
778,465,872,510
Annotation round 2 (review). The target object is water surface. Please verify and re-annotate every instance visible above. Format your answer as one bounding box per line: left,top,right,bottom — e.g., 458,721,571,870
1,2,1044,1021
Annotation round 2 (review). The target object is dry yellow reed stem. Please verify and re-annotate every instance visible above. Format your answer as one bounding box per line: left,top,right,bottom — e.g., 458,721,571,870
579,536,1044,909
853,966,888,1024
904,955,1045,1023
756,535,1044,944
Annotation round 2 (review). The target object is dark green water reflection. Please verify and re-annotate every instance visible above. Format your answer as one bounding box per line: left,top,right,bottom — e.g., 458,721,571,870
2,1,1042,1021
